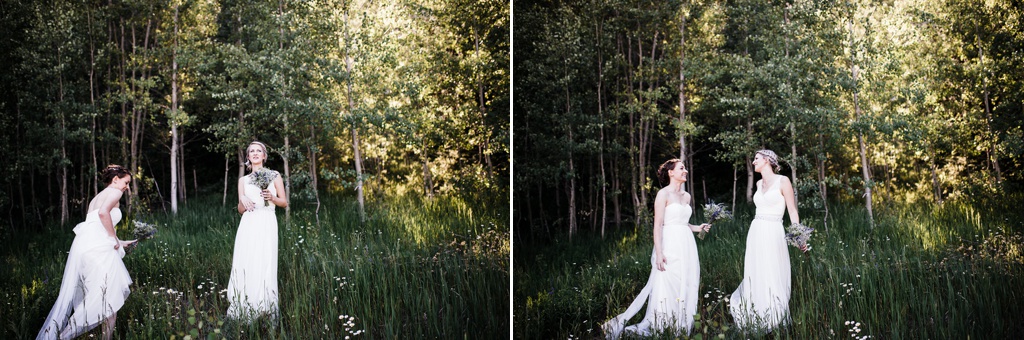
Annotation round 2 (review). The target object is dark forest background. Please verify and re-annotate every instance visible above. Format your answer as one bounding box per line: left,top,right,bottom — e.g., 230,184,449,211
0,0,509,230
514,0,1024,242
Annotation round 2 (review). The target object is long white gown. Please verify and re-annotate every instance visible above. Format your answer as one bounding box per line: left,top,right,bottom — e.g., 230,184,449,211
730,177,791,331
226,174,280,320
37,208,132,340
603,203,700,338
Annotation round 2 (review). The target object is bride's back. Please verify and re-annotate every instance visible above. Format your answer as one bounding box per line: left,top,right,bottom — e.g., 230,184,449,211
85,188,118,215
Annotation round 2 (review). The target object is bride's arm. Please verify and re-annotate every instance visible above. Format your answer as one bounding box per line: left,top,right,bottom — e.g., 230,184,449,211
652,190,667,271
238,177,255,212
780,176,800,224
683,193,709,232
95,190,124,247
268,175,289,208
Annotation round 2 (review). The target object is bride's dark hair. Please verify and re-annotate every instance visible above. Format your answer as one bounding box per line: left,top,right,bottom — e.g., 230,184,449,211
100,164,131,184
657,159,682,186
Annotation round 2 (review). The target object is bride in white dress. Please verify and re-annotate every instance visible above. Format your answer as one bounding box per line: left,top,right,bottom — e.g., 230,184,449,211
228,141,288,321
37,165,136,340
603,159,710,339
729,149,800,332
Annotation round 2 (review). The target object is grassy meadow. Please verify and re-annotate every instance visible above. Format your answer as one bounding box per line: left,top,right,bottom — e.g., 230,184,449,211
514,195,1024,339
2,192,509,339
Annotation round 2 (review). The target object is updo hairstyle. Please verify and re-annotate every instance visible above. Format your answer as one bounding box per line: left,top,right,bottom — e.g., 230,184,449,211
100,164,132,185
657,159,683,185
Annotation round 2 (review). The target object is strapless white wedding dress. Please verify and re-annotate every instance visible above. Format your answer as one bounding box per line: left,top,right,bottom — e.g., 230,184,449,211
37,207,132,339
604,203,700,338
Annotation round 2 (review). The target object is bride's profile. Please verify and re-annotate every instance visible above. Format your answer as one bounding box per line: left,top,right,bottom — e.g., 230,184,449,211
37,165,136,340
602,159,710,338
227,141,288,321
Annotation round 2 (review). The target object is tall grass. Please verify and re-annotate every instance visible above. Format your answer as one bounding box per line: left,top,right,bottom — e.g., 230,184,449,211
1,192,509,339
514,197,1024,339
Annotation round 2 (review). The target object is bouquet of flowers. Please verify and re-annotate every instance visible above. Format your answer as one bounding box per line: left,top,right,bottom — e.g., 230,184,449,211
785,222,814,253
125,220,158,255
250,168,278,206
700,201,733,240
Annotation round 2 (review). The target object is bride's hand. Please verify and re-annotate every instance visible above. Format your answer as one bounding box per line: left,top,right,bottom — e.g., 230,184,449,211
240,197,255,212
656,253,667,271
120,239,138,248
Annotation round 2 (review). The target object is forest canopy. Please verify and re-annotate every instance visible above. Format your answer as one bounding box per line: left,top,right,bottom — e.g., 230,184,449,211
0,0,510,228
514,0,1024,241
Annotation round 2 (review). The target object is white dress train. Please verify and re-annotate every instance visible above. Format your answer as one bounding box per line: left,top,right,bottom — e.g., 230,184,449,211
730,177,791,331
226,174,280,320
604,203,700,338
37,208,132,340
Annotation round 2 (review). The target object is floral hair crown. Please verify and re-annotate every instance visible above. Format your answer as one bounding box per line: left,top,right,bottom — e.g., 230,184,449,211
249,141,269,153
104,164,130,174
756,149,780,170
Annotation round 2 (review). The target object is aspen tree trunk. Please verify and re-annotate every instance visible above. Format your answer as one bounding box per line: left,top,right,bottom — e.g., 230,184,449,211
818,135,830,230
981,44,1001,183
627,36,640,227
180,140,187,203
280,0,292,220
785,6,798,206
791,123,798,205
850,21,874,228
237,19,246,179
678,14,695,205
929,145,941,202
88,8,99,196
566,63,577,240
732,166,738,214
475,29,493,179
170,6,180,214
58,50,68,226
596,20,607,238
223,157,230,206
342,10,365,222
310,125,322,218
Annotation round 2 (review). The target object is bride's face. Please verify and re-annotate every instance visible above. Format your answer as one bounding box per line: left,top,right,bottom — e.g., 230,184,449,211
752,154,766,172
112,175,131,192
671,162,688,182
248,145,266,165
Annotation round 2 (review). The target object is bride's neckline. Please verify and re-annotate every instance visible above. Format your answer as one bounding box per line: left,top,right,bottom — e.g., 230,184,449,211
760,176,782,192
667,202,689,208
